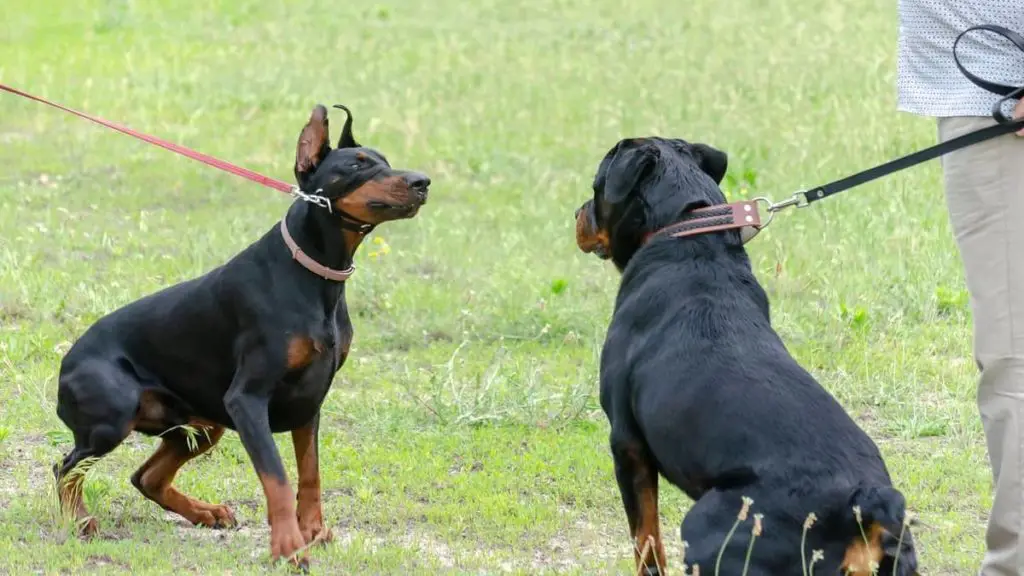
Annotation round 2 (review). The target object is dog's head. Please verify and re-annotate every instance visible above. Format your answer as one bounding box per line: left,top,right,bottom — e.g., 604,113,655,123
293,104,430,225
575,137,729,270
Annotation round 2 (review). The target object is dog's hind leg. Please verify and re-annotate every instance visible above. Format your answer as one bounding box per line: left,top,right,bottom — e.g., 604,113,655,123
611,433,666,576
53,361,139,537
130,414,235,529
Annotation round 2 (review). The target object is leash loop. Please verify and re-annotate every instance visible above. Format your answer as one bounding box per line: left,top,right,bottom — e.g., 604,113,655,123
953,24,1024,124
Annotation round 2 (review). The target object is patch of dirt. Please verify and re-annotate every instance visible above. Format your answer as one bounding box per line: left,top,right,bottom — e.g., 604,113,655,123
327,511,655,573
534,511,692,574
317,521,458,570
0,300,33,324
541,517,626,571
0,435,58,509
84,554,132,570
321,487,355,500
423,330,454,344
170,521,271,567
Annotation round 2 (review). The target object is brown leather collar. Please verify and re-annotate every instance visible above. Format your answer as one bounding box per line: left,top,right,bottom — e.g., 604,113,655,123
643,200,765,245
279,219,355,282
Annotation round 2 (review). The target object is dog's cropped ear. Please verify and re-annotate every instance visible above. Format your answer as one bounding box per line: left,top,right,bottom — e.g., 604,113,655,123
294,104,331,183
692,143,728,185
603,144,658,204
333,104,360,149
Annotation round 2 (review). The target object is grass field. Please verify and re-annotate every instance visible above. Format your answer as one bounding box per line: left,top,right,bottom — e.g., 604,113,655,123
0,0,994,573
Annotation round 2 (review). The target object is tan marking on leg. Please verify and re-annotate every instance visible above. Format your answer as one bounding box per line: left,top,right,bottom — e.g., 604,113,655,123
634,477,666,573
622,446,666,574
133,421,235,528
292,423,332,545
258,472,307,566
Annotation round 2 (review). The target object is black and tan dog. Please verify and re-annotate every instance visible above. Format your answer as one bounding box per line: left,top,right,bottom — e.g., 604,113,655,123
53,104,429,567
575,137,918,575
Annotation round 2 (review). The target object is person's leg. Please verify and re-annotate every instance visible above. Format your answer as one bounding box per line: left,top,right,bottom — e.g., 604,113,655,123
939,115,1024,576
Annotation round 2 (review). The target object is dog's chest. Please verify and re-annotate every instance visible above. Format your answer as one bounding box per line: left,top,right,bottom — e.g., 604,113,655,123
269,352,337,431
285,316,351,379
269,314,353,429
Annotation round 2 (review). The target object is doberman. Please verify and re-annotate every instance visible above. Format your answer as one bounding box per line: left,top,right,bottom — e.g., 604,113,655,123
574,137,919,576
53,104,429,568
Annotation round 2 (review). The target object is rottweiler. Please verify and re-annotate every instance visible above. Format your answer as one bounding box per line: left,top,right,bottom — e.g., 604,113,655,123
575,137,919,575
53,104,429,568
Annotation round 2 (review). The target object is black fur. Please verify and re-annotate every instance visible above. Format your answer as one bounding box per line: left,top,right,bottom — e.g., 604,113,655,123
52,104,430,566
582,137,919,575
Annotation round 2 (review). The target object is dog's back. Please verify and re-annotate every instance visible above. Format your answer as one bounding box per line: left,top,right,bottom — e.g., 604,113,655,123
607,236,918,575
608,235,883,483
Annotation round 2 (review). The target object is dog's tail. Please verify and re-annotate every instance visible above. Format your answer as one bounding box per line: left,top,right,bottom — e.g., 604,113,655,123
840,485,920,576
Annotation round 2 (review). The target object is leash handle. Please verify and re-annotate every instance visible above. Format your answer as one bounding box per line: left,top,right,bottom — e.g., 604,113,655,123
0,82,295,195
953,24,1024,124
953,24,1024,96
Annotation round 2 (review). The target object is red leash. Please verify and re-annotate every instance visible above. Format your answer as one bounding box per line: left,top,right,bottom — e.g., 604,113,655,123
0,82,295,195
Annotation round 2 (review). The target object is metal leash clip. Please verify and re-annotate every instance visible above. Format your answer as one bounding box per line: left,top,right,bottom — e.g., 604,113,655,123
290,186,333,213
751,192,810,228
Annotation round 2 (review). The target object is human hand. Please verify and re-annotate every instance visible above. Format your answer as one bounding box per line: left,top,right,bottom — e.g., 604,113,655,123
1016,98,1024,136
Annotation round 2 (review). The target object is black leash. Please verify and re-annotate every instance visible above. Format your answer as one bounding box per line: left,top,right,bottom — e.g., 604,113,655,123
768,24,1024,213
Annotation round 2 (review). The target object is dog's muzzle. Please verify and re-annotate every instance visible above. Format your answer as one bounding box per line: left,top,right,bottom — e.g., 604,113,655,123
575,202,610,259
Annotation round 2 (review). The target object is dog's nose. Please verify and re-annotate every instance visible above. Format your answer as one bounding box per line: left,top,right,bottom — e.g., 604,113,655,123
405,173,431,199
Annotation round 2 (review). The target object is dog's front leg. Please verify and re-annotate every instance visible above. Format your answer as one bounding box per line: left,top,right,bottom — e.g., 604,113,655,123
224,366,307,568
292,414,331,545
611,436,666,576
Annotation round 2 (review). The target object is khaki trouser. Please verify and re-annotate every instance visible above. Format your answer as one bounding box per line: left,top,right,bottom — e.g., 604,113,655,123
939,116,1024,576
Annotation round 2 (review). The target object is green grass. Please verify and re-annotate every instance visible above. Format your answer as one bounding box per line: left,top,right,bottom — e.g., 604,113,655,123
0,0,991,573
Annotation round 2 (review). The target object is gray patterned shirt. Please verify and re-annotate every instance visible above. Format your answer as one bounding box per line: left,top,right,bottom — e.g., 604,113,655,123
897,0,1024,117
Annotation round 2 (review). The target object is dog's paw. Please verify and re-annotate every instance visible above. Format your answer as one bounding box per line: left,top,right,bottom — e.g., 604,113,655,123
287,555,310,574
271,523,309,570
300,523,333,546
76,516,100,538
298,512,332,546
296,506,331,541
194,504,237,529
